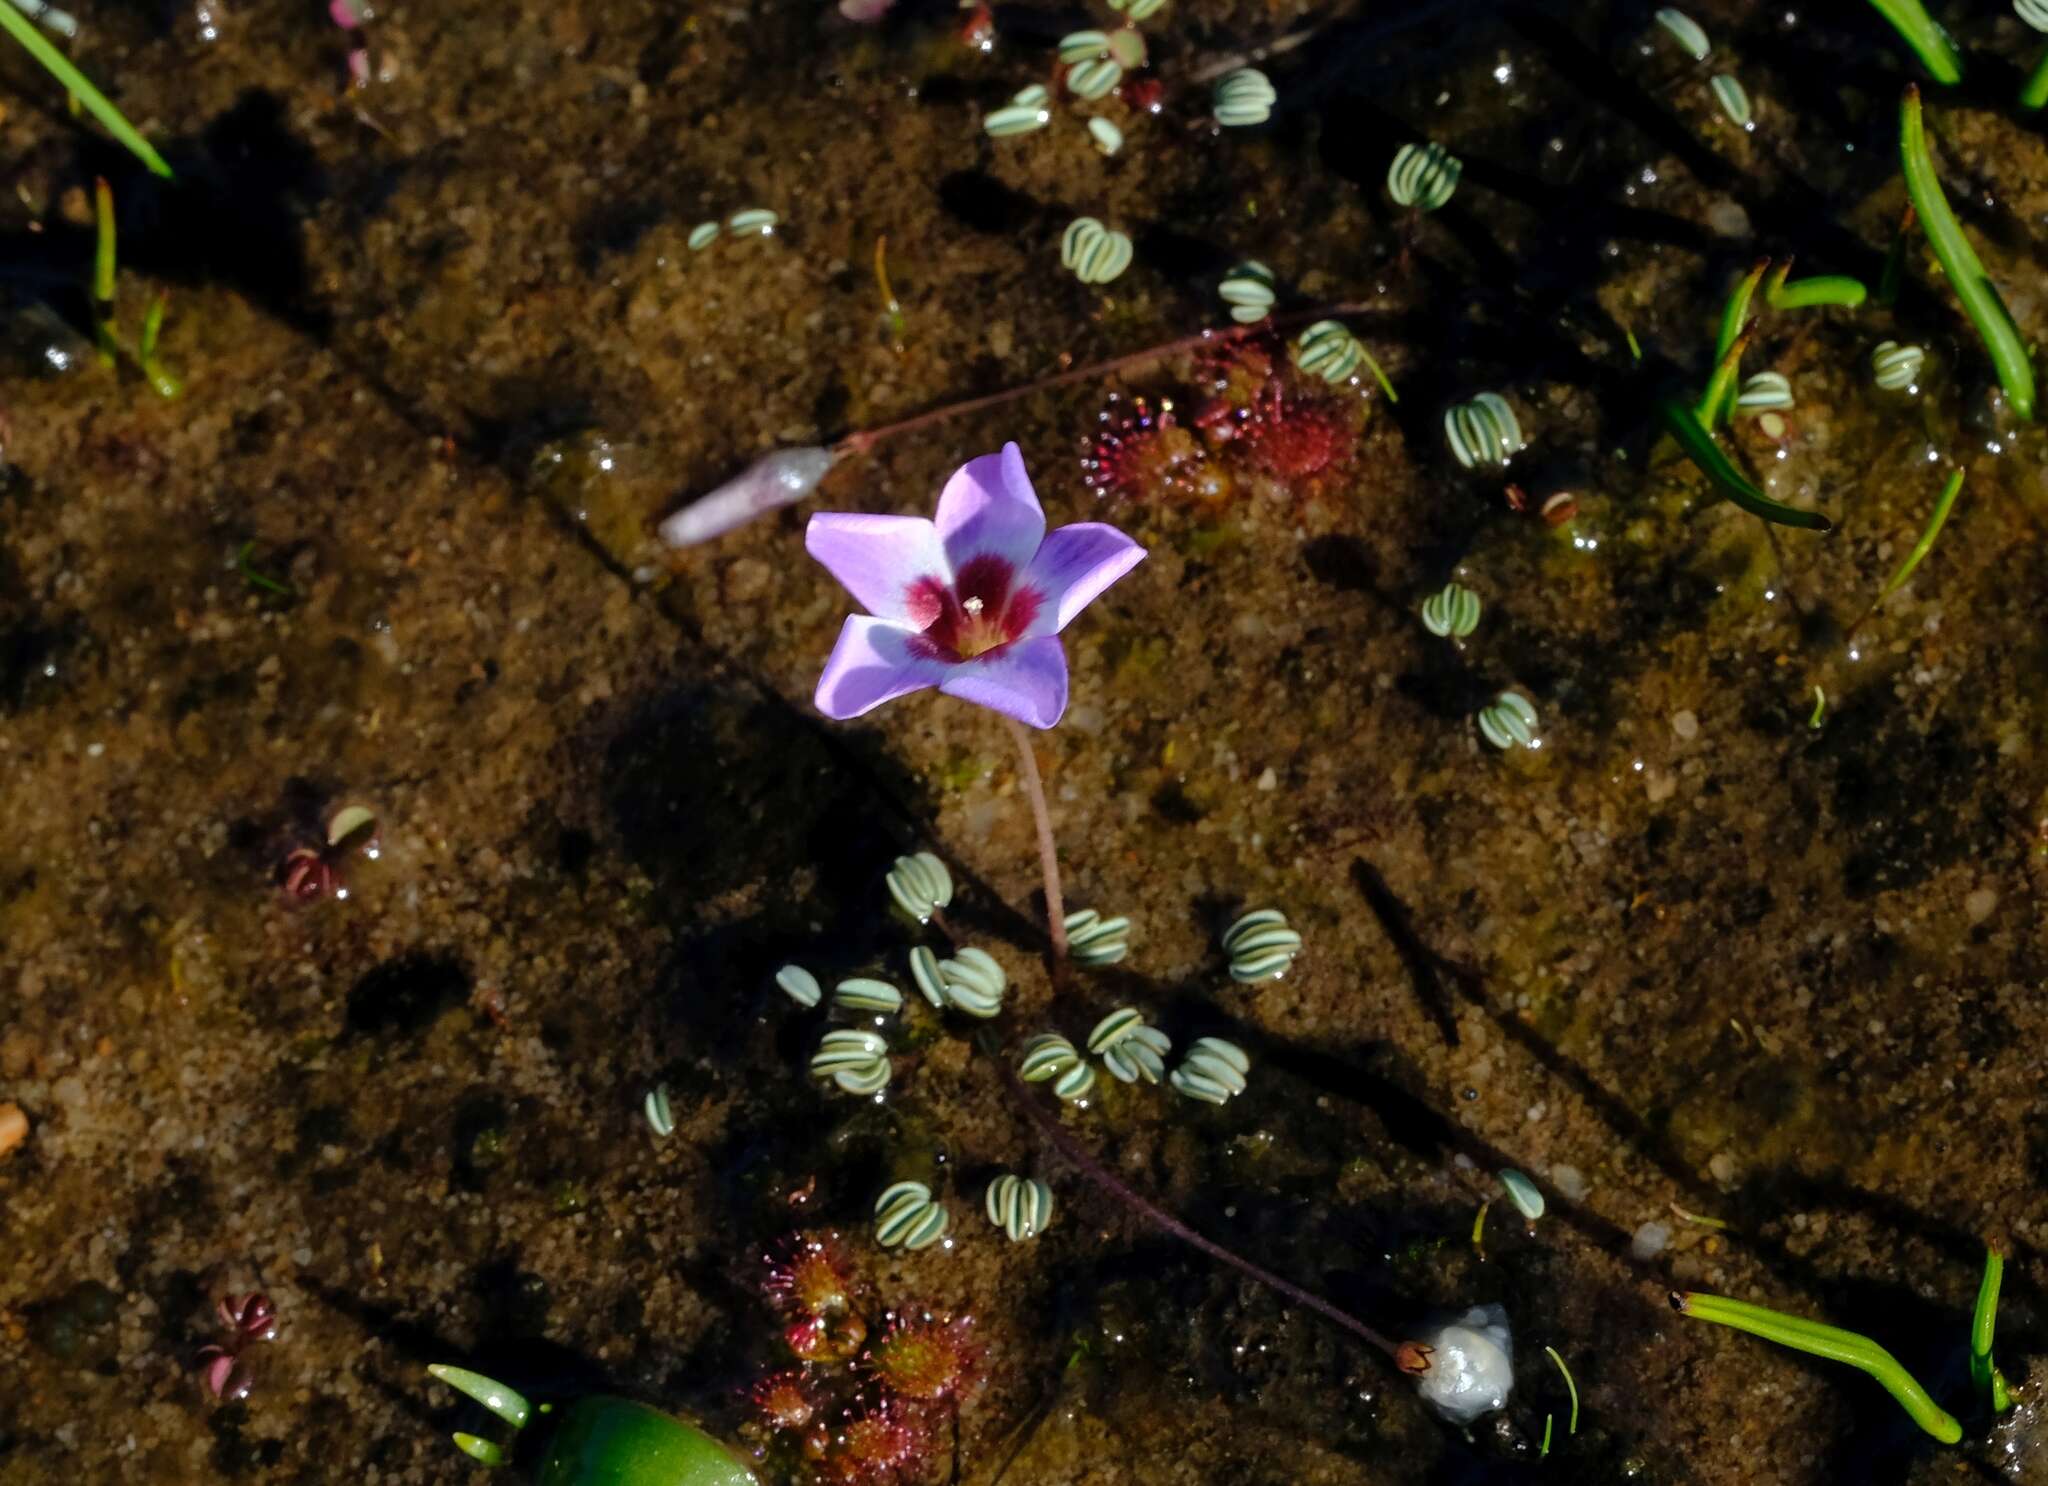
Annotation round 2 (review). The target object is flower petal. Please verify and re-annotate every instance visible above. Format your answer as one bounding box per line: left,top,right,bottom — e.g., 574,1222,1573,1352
937,636,1069,728
1019,522,1147,636
934,443,1045,576
815,616,946,719
806,514,950,623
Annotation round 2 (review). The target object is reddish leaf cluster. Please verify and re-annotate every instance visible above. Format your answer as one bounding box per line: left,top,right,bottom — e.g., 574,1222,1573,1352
1079,341,1368,510
745,1233,982,1486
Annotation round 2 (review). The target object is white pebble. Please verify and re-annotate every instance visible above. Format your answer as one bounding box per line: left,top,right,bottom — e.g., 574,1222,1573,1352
1414,1304,1514,1423
1671,709,1699,740
1630,1220,1671,1260
1548,1164,1589,1201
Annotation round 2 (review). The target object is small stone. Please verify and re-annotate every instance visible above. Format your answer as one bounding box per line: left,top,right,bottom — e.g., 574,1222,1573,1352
1964,887,1997,924
1630,1220,1670,1260
1548,1164,1588,1201
1256,767,1278,791
1705,198,1752,237
1671,709,1699,740
0,1102,27,1159
1708,1150,1738,1185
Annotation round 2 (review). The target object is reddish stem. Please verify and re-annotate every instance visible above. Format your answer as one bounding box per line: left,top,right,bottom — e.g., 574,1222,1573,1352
991,1047,1403,1363
1002,714,1068,960
832,303,1377,458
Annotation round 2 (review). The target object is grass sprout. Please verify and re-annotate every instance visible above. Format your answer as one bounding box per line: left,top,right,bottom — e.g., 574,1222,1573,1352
1763,261,1867,309
0,1,172,177
1699,258,1768,427
1658,398,1831,531
1672,1290,1962,1443
1865,0,1964,83
1900,86,2035,419
1972,1248,2014,1413
1544,1345,1579,1434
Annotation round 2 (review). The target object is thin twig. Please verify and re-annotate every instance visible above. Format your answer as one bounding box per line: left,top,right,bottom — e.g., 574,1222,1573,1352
1002,715,1067,960
833,303,1375,457
990,1042,1402,1363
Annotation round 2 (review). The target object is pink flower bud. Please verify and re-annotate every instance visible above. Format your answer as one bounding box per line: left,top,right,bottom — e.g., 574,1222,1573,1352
657,447,838,548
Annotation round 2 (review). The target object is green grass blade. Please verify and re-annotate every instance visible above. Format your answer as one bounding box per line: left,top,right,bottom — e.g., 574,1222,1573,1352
2023,49,2048,110
1864,0,1963,83
1764,265,1867,310
1878,206,1915,307
1971,1249,2014,1413
1696,324,1752,431
1900,86,2035,420
1877,468,1963,601
1700,259,1768,427
1658,398,1832,531
92,176,115,303
1674,1291,1962,1444
1544,1346,1580,1433
0,2,173,178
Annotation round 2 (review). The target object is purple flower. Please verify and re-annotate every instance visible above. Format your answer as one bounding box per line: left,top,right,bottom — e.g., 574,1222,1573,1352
807,443,1145,729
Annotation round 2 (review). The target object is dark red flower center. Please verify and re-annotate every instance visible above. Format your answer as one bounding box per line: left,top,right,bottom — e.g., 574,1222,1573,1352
904,555,1041,662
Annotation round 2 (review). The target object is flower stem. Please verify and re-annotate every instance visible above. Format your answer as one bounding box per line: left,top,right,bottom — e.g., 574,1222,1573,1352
990,1042,1402,1364
832,303,1375,458
1002,715,1067,959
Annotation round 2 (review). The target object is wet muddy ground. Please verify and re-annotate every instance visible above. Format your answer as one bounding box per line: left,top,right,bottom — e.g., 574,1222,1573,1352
4,0,2048,1482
